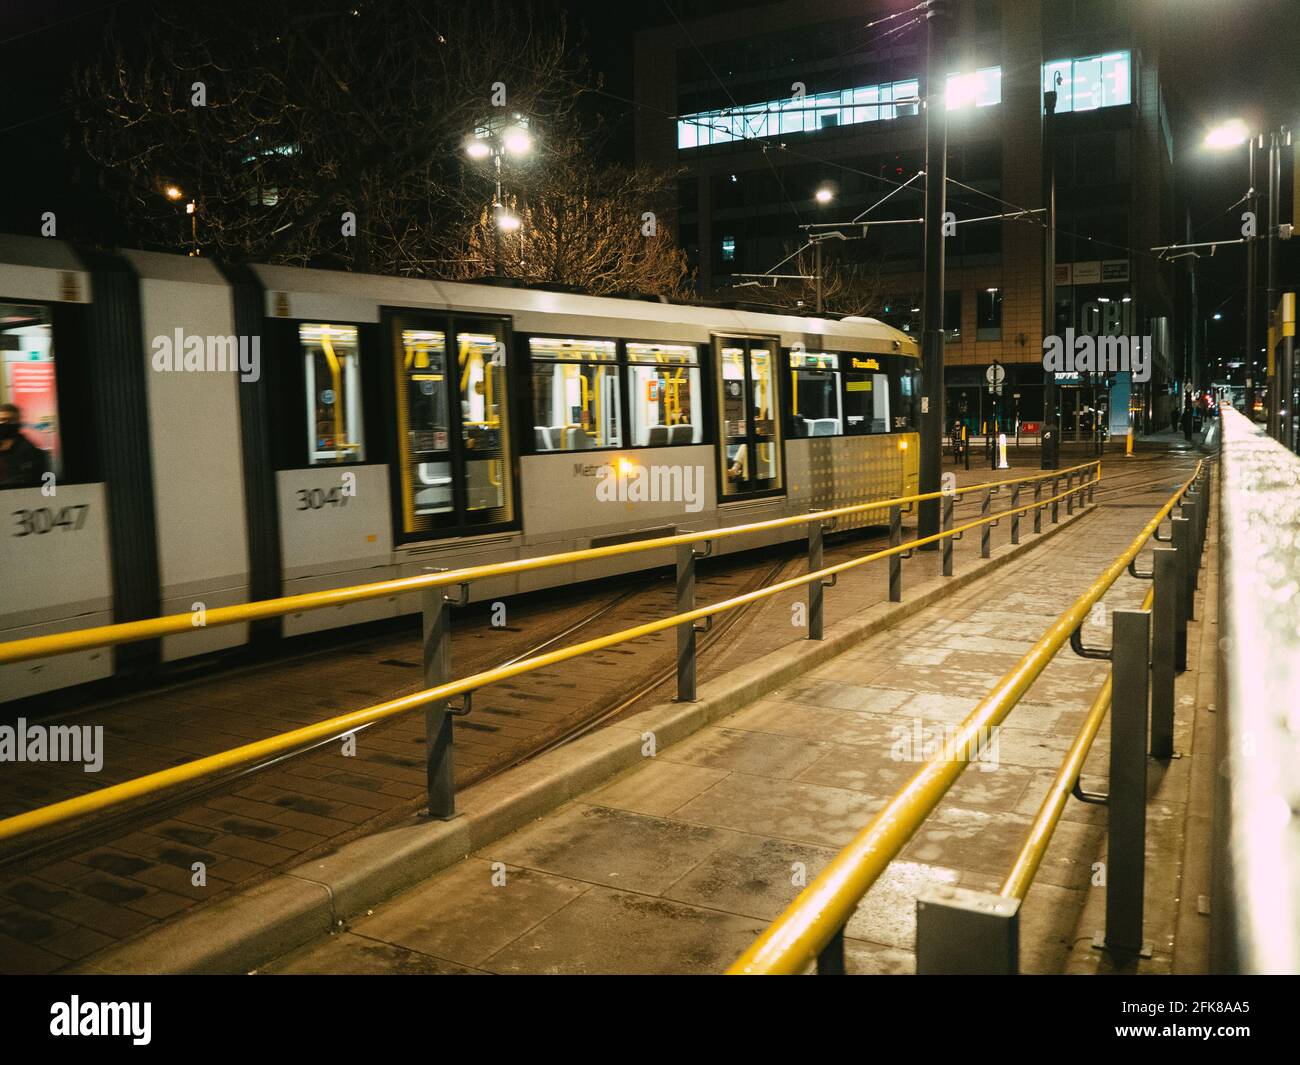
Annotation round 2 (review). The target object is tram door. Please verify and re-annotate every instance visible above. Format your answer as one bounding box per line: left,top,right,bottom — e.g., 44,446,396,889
391,312,515,539
715,336,784,499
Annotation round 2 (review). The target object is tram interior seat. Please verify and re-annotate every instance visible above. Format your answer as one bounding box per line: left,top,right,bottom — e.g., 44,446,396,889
647,425,671,447
565,427,595,450
668,424,694,445
535,426,559,451
807,418,839,437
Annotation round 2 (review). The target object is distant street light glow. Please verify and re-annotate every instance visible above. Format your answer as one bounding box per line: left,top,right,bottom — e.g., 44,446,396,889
465,138,491,160
502,126,532,155
495,208,521,232
1205,118,1249,149
814,186,834,204
164,185,184,200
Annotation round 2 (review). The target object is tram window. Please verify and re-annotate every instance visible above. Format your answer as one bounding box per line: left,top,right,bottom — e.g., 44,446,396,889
300,323,365,465
626,342,702,447
0,303,59,486
788,351,841,437
529,337,622,451
843,372,892,435
399,327,452,516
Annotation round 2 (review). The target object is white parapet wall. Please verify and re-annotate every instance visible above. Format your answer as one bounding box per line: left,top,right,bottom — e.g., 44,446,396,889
1214,406,1300,974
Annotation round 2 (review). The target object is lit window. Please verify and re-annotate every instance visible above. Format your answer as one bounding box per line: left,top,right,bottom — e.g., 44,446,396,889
676,73,943,149
0,303,58,486
843,370,892,436
721,236,736,262
947,67,1002,110
301,324,364,465
529,338,621,451
789,351,842,437
627,343,703,447
1043,52,1130,114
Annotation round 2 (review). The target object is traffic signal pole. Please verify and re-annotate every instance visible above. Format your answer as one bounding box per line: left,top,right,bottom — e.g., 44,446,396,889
917,0,948,543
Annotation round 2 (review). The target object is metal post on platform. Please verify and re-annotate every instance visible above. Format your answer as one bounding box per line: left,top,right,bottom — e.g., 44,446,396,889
1150,547,1178,759
942,493,954,576
889,505,903,602
1099,608,1152,958
980,489,992,558
1051,477,1060,523
1183,493,1201,593
1033,479,1043,533
1171,516,1192,670
1066,469,1075,515
916,885,1020,975
1010,483,1021,544
422,587,456,820
810,520,827,638
676,543,699,699
816,928,846,975
1089,464,1097,504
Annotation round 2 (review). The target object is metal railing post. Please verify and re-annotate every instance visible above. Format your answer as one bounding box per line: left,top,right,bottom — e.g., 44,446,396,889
422,587,456,820
1150,547,1178,759
941,493,954,577
1051,477,1060,523
676,543,698,699
1089,463,1097,504
1066,470,1075,515
816,928,846,974
1010,484,1021,544
1100,608,1151,957
1183,492,1201,592
980,489,992,558
1033,480,1042,533
1171,516,1192,671
809,520,826,638
889,505,903,602
916,886,1020,975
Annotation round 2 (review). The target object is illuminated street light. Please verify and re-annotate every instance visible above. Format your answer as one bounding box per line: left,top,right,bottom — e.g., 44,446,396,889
1204,118,1249,150
495,207,521,232
814,186,834,205
465,138,491,160
502,125,532,156
164,185,184,201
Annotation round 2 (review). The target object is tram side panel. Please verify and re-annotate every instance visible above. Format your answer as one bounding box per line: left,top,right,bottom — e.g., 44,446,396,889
0,241,115,699
124,251,250,660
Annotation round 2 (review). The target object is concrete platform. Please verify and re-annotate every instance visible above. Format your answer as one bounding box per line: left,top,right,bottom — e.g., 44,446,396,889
256,452,1213,975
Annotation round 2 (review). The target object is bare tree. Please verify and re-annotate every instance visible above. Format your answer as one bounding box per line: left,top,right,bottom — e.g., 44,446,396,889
74,0,617,276
444,136,692,297
729,243,887,317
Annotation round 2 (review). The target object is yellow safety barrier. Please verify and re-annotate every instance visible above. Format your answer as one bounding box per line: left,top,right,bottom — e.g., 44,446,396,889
727,460,1202,974
0,461,1100,667
999,580,1154,901
0,464,1104,844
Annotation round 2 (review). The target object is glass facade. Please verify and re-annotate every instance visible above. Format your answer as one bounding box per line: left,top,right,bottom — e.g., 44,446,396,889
1043,51,1131,113
678,67,1004,149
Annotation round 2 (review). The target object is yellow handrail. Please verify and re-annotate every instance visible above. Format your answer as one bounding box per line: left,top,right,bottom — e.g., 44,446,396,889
726,461,1201,975
0,461,1101,667
0,473,1103,844
999,583,1154,900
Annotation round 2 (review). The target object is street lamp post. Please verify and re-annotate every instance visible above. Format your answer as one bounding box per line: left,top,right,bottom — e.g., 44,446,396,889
465,115,532,277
